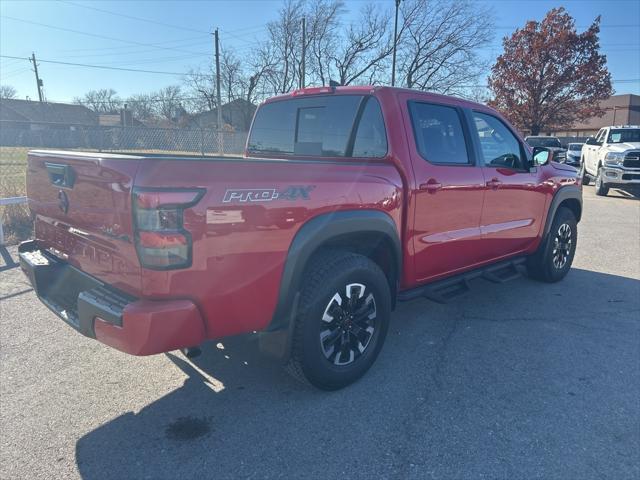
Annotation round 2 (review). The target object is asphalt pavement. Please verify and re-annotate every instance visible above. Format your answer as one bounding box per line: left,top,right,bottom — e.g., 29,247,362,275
1,186,639,480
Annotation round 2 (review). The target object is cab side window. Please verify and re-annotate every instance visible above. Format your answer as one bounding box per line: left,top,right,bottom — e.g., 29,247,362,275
471,112,525,170
596,129,607,144
408,102,470,165
352,98,388,158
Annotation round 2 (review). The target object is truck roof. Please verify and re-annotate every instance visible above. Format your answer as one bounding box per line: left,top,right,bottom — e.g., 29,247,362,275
263,85,490,111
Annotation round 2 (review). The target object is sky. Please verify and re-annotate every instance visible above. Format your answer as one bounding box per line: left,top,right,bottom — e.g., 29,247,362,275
1,0,639,103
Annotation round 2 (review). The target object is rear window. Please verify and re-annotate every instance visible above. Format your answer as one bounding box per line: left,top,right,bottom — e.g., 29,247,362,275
247,95,387,158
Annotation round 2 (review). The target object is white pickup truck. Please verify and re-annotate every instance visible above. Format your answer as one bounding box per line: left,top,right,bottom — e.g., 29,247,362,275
581,125,640,196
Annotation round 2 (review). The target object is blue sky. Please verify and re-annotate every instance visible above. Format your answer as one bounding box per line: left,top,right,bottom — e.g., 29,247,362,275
1,0,638,102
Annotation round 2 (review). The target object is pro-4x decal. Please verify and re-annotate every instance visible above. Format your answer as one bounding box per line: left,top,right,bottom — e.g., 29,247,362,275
222,186,315,203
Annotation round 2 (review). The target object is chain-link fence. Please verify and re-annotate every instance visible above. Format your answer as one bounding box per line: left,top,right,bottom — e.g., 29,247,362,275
0,121,248,244
0,120,248,155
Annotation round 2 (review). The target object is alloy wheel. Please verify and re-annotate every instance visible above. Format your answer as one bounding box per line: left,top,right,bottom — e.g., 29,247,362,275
552,223,572,269
319,283,377,366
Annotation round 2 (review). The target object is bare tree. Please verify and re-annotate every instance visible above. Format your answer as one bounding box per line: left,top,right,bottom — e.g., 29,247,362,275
183,68,217,113
304,0,344,86
126,93,157,121
397,0,493,94
261,0,305,94
0,85,17,99
155,85,184,121
330,4,395,86
74,89,122,113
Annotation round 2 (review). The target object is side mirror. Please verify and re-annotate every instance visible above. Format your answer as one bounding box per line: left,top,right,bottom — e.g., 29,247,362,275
532,147,551,166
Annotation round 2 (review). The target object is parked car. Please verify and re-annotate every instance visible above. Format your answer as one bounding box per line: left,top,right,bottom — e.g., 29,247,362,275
524,135,567,162
19,86,582,390
565,142,584,167
581,125,640,196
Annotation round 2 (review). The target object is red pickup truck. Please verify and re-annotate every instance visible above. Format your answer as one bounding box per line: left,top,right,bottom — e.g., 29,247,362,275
20,86,582,390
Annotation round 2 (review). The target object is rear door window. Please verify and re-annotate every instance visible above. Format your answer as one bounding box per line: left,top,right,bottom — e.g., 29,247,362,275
248,95,364,157
352,98,387,158
408,102,471,165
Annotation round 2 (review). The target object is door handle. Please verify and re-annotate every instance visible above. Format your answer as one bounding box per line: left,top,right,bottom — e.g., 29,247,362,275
419,179,442,194
486,178,502,190
45,162,75,188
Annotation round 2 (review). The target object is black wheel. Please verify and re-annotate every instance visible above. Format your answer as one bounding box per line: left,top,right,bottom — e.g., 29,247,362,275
595,167,609,196
286,250,391,390
527,207,577,283
580,160,590,186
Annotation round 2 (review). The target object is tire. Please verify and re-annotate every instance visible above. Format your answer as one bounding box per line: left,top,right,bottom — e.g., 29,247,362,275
527,207,578,283
594,166,609,196
580,159,590,186
286,250,391,390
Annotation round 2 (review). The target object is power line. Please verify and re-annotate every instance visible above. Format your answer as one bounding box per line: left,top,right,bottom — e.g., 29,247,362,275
0,15,210,56
60,1,210,34
56,35,211,54
0,54,197,76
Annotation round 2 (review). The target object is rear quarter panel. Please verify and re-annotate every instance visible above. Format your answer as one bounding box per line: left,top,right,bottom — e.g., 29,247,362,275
134,158,403,339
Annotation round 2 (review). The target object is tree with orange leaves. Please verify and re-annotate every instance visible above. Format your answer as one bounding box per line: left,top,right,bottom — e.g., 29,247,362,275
488,7,612,135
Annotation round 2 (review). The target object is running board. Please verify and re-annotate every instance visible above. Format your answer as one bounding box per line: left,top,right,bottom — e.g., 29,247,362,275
397,257,526,304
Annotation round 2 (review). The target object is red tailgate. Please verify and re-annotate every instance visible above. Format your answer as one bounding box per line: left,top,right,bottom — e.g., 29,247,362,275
26,150,142,296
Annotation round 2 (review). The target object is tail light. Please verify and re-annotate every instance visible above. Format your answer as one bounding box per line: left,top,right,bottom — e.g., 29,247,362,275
132,188,205,270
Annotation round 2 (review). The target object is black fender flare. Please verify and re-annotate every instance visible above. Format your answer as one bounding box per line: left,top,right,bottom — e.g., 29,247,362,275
543,185,583,237
264,209,401,335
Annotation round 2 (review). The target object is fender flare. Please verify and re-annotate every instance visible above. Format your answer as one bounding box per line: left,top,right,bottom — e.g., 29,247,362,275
266,209,401,334
543,185,583,237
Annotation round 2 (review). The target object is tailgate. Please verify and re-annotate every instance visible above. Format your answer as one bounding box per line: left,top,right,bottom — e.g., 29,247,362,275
26,150,142,296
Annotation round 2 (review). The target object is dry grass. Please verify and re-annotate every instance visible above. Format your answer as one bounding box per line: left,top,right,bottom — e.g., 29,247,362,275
1,147,31,244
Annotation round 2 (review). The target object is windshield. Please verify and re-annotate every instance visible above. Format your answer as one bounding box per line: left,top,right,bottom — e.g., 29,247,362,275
568,143,583,151
607,129,640,144
526,137,562,148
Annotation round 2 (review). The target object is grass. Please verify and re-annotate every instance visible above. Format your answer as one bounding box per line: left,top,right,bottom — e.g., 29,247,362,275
1,147,31,244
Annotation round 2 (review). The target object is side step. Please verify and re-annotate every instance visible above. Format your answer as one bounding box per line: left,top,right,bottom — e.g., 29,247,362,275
397,257,526,304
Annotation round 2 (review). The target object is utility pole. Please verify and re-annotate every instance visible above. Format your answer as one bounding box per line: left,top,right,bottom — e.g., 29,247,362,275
214,28,224,155
391,0,401,87
301,17,306,89
30,52,44,102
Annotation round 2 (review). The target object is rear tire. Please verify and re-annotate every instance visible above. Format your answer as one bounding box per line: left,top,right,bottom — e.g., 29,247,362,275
286,250,391,390
595,167,609,196
580,160,590,186
527,207,577,283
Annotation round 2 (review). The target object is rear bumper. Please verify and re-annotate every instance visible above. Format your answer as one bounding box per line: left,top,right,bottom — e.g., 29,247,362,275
19,240,205,355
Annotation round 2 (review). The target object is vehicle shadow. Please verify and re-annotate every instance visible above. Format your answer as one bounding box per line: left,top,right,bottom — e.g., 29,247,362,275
75,268,640,480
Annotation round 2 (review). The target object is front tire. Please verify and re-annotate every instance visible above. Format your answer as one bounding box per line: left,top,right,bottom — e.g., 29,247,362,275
595,167,609,196
527,207,577,283
580,160,590,186
286,250,391,390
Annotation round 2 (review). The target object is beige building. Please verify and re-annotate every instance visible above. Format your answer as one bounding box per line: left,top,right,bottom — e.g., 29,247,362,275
552,94,640,137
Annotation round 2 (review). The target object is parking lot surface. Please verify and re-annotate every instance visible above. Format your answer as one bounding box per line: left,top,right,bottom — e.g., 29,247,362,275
1,187,639,480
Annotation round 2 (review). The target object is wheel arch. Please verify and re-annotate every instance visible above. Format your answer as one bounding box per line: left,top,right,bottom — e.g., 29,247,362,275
543,185,582,237
267,210,401,333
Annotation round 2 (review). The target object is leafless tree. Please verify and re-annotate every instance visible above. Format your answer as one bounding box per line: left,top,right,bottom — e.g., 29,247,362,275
330,4,395,86
261,0,305,94
74,88,122,113
304,0,344,86
183,68,217,113
0,85,17,99
125,93,157,121
397,0,493,94
155,85,184,121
